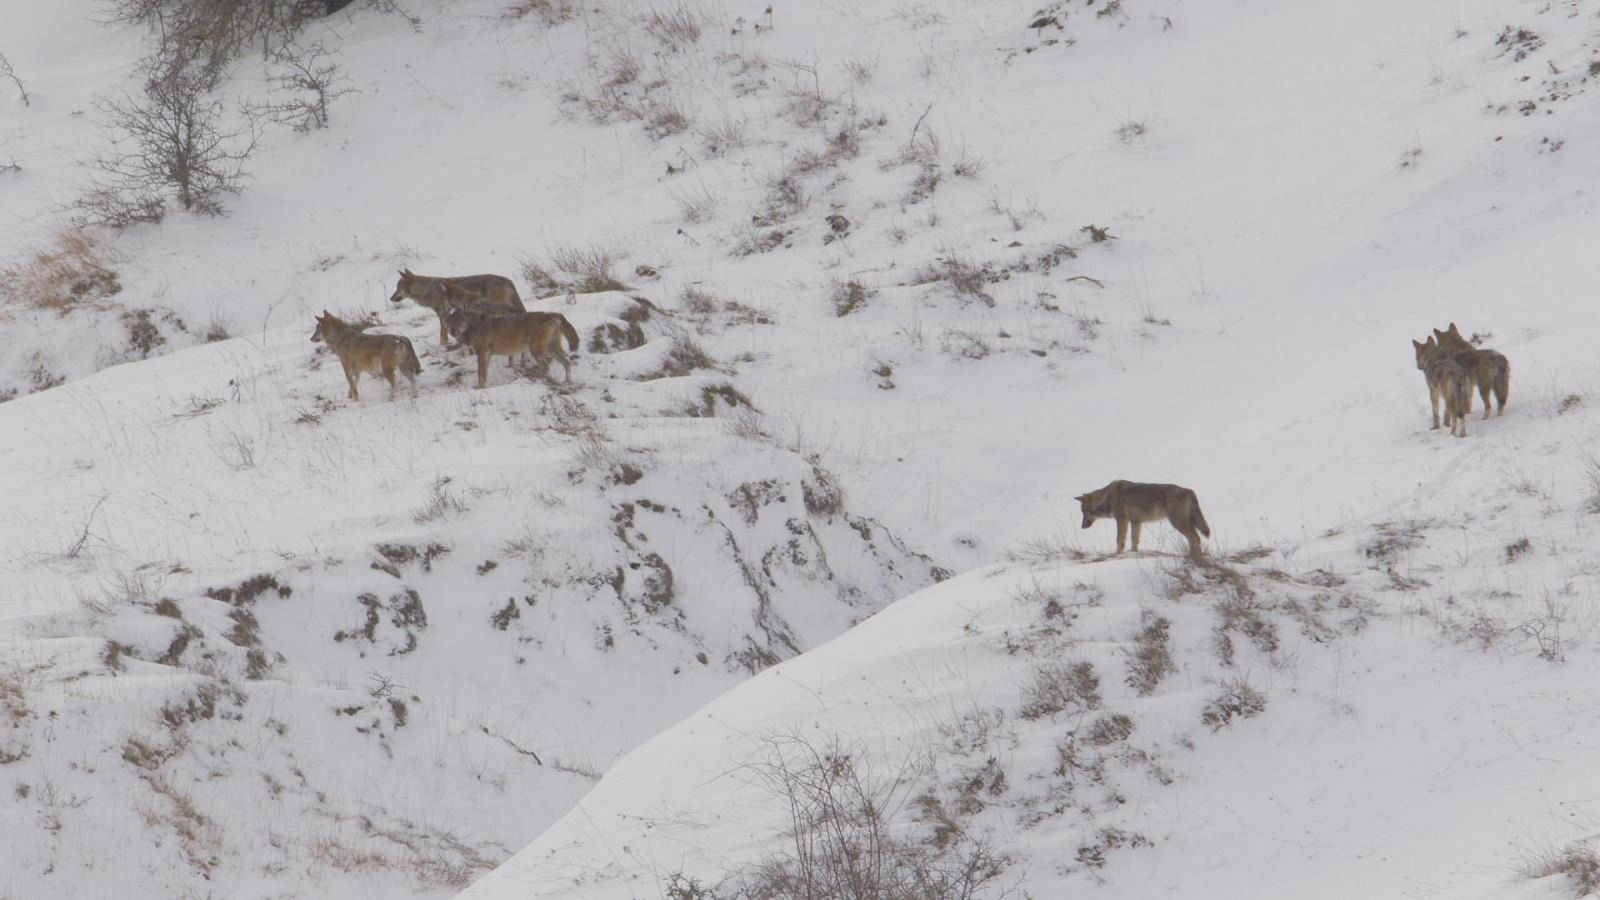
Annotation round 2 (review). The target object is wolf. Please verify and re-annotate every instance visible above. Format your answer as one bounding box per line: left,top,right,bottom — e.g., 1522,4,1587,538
449,307,581,388
389,269,525,345
1074,480,1211,558
310,311,422,401
1412,336,1471,437
1432,322,1510,419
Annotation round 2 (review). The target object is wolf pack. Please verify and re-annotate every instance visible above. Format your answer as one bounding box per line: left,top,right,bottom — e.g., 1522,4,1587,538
313,276,1509,564
309,269,579,401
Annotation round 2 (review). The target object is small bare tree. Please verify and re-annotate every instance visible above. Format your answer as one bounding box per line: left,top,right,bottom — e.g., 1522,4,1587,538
0,50,28,106
80,56,259,225
256,40,356,130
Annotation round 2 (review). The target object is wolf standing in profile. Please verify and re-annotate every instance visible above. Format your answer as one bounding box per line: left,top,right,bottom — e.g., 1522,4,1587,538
446,302,581,388
389,269,525,345
1074,480,1211,558
1412,336,1471,437
310,311,422,401
1432,322,1510,420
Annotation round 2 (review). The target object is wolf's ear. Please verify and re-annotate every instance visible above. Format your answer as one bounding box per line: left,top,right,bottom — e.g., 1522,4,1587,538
1073,494,1085,501
1412,339,1422,350
1447,322,1463,337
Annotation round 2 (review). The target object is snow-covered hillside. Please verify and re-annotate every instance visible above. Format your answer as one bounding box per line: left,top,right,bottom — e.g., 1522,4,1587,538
3,0,1600,896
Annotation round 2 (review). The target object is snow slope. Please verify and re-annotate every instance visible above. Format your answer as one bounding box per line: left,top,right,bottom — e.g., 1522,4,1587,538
2,0,1600,896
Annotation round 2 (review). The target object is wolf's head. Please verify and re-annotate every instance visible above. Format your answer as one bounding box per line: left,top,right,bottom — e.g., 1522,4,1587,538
1412,336,1437,370
1073,489,1108,529
389,269,415,304
311,311,331,343
1432,322,1469,350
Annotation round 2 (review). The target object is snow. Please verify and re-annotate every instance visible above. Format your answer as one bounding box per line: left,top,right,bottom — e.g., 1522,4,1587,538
2,0,1600,896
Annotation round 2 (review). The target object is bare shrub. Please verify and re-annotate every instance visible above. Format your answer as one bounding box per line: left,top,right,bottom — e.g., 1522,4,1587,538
644,3,705,49
0,230,123,315
522,244,628,297
412,476,468,524
938,328,991,361
1125,613,1175,695
829,277,876,317
673,184,721,224
698,115,749,156
680,284,720,314
1200,676,1267,731
256,40,355,131
82,57,260,223
0,50,27,106
951,144,983,178
504,0,577,24
203,308,234,342
777,59,837,129
843,54,877,85
645,335,716,379
910,251,997,307
1519,840,1600,896
1582,451,1600,514
729,225,791,258
643,93,692,139
123,308,167,358
1114,118,1148,145
1212,594,1279,666
104,0,414,77
1019,660,1100,720
728,734,1011,900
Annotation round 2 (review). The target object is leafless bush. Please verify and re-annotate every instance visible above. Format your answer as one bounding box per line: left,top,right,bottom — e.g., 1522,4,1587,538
1200,676,1267,730
777,59,837,129
1124,613,1175,695
951,144,983,178
82,56,260,224
938,328,991,361
681,284,721,314
842,54,877,85
103,0,414,78
0,50,27,106
644,93,692,139
644,3,706,49
673,184,720,224
412,476,468,524
0,230,123,315
256,40,355,131
1019,660,1101,720
204,307,234,342
910,251,997,307
1519,840,1600,896
1582,451,1600,514
727,734,1012,900
1114,118,1148,145
730,225,791,258
645,335,716,379
503,0,577,24
698,115,749,156
829,276,876,317
521,243,628,297
123,308,168,358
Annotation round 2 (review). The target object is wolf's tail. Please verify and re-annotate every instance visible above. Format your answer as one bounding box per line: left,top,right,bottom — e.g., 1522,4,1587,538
560,316,580,352
1190,494,1211,538
1494,357,1510,410
402,338,422,375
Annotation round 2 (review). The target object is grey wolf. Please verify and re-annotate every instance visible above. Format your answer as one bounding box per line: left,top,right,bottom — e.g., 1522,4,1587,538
447,303,581,388
1074,480,1211,558
389,269,525,345
1412,336,1471,437
1432,322,1510,419
310,311,422,401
